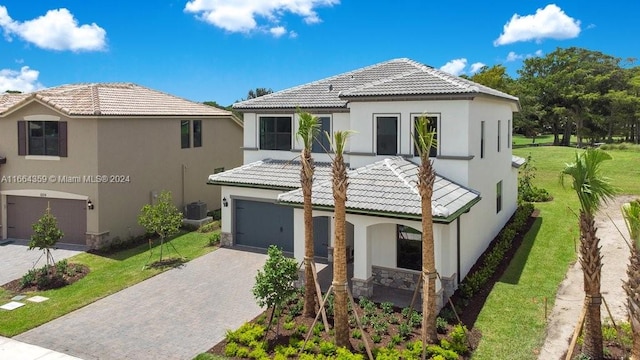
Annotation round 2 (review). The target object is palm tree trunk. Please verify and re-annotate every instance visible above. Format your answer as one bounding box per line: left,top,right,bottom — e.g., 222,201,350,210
625,243,640,359
579,211,604,359
332,154,349,347
302,149,317,317
419,158,438,345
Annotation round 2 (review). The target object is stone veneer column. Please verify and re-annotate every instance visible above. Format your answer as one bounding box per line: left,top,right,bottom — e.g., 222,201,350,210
220,232,233,247
351,277,373,298
440,274,456,301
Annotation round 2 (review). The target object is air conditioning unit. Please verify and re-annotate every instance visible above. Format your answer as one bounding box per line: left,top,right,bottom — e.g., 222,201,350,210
186,201,208,220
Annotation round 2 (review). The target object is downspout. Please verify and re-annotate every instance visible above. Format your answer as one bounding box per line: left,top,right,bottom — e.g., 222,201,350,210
181,164,187,208
457,216,461,285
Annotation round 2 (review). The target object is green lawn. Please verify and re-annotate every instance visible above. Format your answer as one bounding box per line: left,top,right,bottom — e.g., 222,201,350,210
472,146,640,359
0,231,216,337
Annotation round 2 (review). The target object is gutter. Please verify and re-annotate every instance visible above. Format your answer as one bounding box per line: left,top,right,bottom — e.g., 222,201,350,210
206,180,294,192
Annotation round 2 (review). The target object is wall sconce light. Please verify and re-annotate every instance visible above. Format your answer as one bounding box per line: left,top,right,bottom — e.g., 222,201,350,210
222,197,228,208
87,199,94,210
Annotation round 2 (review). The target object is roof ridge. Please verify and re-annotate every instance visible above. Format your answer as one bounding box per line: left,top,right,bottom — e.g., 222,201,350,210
91,84,102,115
383,157,419,196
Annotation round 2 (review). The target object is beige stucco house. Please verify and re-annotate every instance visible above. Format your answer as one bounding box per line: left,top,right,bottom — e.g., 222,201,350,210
0,83,242,248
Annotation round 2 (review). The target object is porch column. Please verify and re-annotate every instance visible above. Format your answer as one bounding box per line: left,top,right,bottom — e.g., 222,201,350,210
351,222,373,298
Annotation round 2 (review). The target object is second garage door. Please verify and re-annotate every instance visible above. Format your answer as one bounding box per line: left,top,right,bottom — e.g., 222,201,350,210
235,199,294,252
6,196,87,245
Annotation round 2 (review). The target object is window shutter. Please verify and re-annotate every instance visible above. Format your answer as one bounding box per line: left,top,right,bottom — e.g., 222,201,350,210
58,121,68,157
17,121,26,155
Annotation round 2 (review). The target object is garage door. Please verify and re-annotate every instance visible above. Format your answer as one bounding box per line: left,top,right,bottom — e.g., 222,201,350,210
235,199,294,252
6,196,87,245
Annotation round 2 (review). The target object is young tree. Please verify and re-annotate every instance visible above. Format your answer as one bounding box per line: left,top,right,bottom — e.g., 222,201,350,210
297,111,321,317
252,245,299,335
561,149,617,359
328,130,352,347
138,191,183,262
622,199,640,358
30,204,64,268
414,115,439,345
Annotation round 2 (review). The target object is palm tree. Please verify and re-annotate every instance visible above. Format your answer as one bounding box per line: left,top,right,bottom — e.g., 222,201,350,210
296,111,320,317
329,130,352,347
561,148,617,359
622,199,640,358
414,115,439,345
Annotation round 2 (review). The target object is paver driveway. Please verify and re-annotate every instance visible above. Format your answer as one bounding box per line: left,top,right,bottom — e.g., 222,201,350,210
0,240,84,286
14,248,267,360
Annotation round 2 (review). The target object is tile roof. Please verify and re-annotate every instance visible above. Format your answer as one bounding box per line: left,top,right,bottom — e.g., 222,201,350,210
233,58,518,110
278,157,479,220
207,159,334,189
512,155,526,168
0,83,231,117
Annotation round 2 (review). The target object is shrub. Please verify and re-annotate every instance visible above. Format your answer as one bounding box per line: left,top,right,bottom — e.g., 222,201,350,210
252,245,298,313
224,342,239,357
398,323,412,339
198,220,220,233
319,341,337,356
436,316,448,334
371,333,382,343
426,345,458,360
448,324,469,354
351,329,362,339
380,301,394,314
207,233,221,246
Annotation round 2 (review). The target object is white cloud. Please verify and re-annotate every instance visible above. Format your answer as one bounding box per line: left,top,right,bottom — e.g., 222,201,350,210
269,26,286,37
535,49,544,57
494,4,581,46
184,0,339,36
506,51,523,62
440,58,467,76
289,30,298,38
0,66,44,93
470,62,486,74
0,6,106,51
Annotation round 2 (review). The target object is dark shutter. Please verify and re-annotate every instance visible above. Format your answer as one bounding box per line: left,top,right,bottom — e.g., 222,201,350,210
58,121,68,157
17,121,26,155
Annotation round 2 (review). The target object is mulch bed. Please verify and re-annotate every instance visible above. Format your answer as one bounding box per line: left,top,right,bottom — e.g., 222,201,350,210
1,263,90,293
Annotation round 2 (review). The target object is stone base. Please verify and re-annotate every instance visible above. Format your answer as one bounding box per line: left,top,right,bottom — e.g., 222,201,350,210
220,232,233,247
86,232,110,250
441,274,456,300
351,277,373,298
372,266,421,291
182,217,213,228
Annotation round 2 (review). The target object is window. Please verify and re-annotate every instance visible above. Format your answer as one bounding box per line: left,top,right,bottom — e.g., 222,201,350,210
497,120,502,152
413,115,438,157
181,120,190,148
376,116,398,155
18,120,67,157
193,120,202,147
397,225,422,271
496,181,503,213
214,167,224,174
508,120,512,149
260,116,292,150
312,116,331,153
480,121,485,159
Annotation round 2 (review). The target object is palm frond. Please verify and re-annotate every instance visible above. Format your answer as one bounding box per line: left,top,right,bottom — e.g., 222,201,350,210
623,199,640,247
560,148,617,216
326,130,356,156
296,110,320,150
414,115,437,158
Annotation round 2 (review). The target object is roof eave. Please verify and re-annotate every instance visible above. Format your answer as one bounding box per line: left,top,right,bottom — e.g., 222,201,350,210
206,180,294,191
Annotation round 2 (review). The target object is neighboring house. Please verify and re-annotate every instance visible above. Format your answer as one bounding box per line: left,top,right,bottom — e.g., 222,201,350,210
208,58,521,305
0,83,243,249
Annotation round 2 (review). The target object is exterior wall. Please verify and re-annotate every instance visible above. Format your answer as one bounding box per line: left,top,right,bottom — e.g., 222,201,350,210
0,104,99,240
96,116,242,243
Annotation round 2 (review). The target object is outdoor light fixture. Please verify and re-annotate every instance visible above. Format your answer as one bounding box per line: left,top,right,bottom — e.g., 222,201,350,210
87,200,94,210
222,197,228,207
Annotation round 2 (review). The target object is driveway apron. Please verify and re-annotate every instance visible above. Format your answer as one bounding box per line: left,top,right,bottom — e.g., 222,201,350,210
14,248,267,360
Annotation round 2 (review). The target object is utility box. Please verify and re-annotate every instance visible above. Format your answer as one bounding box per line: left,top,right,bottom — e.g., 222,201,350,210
186,201,207,220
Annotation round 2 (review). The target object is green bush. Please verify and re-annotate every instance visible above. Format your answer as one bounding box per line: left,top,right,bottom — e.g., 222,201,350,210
448,324,469,354
224,342,239,357
319,341,337,356
207,233,221,246
426,345,458,360
436,316,448,334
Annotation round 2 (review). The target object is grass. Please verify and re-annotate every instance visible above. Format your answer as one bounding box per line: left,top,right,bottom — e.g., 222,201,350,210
0,230,217,337
471,146,640,359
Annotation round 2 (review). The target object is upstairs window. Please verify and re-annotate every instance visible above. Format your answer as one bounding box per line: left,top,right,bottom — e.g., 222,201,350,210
260,116,292,150
181,121,191,148
508,120,512,149
413,115,438,157
193,120,202,148
480,121,485,159
376,116,398,155
18,120,67,157
312,116,331,153
496,180,503,213
497,120,502,152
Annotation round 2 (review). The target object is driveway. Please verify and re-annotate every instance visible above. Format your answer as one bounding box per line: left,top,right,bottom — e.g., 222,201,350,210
0,240,84,286
14,248,267,360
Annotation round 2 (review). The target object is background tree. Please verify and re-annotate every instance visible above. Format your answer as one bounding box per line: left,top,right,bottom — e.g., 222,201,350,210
246,87,273,99
328,130,352,347
297,111,321,317
467,64,514,94
138,191,183,262
622,199,640,358
561,149,617,359
252,245,298,336
414,115,439,345
30,204,64,268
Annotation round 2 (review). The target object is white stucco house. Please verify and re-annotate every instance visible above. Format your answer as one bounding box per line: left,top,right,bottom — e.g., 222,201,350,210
207,58,521,304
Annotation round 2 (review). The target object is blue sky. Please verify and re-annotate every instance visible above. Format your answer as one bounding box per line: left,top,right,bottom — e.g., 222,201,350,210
0,1,638,106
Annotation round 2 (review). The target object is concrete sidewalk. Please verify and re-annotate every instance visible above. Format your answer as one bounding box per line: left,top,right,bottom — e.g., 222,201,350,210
14,248,267,360
0,336,83,360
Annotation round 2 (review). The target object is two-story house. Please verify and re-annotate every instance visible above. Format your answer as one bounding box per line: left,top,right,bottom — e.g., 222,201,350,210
207,58,521,304
0,83,242,249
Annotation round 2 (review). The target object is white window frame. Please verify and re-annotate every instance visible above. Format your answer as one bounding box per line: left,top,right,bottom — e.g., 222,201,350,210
373,114,400,156
410,113,441,157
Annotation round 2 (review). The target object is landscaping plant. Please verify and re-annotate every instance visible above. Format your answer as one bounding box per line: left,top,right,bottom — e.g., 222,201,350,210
561,148,617,359
415,114,439,345
297,110,321,318
622,199,640,358
137,190,183,262
29,203,64,268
